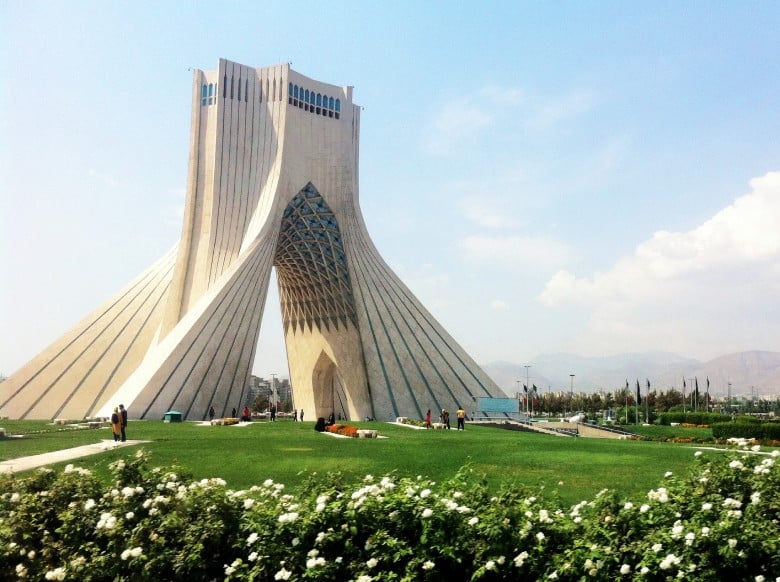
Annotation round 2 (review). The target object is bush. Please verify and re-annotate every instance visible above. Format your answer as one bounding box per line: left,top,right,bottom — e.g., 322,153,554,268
1,447,778,580
657,412,730,426
325,424,359,438
713,421,780,441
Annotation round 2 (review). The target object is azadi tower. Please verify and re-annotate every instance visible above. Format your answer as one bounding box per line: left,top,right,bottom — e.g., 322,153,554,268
2,59,505,421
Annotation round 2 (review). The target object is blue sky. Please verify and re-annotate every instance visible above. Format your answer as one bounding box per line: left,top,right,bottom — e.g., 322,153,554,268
2,1,779,386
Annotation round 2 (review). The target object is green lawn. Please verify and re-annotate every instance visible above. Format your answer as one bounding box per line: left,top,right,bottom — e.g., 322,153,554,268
1,419,716,506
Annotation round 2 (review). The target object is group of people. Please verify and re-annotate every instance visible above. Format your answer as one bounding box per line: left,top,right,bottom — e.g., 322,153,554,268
425,406,467,430
110,404,128,442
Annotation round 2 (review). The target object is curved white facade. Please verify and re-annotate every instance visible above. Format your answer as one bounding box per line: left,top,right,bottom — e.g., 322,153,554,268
1,59,505,421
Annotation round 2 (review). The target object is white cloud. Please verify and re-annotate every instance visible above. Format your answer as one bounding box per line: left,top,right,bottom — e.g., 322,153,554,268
491,299,509,310
460,234,571,269
537,171,780,357
457,196,521,228
421,85,596,157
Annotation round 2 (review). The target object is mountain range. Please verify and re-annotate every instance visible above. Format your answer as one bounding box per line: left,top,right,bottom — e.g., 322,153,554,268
483,351,780,399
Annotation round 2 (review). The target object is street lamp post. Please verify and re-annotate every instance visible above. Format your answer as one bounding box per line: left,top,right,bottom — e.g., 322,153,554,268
524,365,531,417
270,373,278,416
569,374,575,415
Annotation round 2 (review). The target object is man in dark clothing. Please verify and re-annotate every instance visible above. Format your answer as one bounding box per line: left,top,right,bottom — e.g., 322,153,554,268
119,404,128,442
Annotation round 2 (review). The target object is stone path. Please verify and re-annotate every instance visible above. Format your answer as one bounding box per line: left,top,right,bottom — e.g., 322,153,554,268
0,440,149,474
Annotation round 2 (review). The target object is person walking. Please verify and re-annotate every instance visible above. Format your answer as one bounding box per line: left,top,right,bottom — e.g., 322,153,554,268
119,404,128,441
456,406,466,430
111,407,122,443
209,406,215,422
425,409,432,429
300,409,304,422
231,407,237,418
441,409,450,430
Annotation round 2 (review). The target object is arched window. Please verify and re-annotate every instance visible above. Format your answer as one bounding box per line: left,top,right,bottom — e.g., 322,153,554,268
335,98,341,119
201,84,208,106
316,93,322,114
328,96,334,117
288,82,293,104
208,83,214,105
304,89,309,111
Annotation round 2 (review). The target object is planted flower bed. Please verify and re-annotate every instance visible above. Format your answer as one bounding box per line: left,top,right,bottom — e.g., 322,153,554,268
1,446,777,580
325,424,359,438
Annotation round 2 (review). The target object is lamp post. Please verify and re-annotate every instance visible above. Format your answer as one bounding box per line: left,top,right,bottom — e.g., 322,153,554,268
569,374,575,415
524,365,531,416
270,373,278,415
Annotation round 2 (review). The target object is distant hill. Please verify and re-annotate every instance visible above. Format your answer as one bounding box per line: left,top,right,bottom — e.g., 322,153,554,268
483,351,780,398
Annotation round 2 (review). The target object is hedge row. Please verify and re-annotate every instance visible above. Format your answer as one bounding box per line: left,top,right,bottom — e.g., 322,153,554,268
657,412,730,426
712,421,780,441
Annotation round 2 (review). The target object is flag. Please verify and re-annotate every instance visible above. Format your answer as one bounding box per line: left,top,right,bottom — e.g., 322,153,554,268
523,384,528,393
532,384,538,393
625,379,629,391
636,379,642,405
683,378,686,389
646,379,650,390
706,377,710,390
695,377,699,398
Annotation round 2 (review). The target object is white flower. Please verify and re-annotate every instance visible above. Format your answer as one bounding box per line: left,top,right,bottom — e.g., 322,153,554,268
306,556,326,569
44,568,66,581
364,474,374,482
278,512,299,523
623,502,634,510
356,576,373,582
728,539,738,548
316,532,327,544
685,532,695,545
665,471,673,477
248,552,258,562
96,512,117,530
468,516,479,526
652,543,663,553
694,451,702,457
701,527,710,536
514,551,529,567
755,576,765,582
702,502,712,511
751,492,761,504
620,564,631,575
536,532,545,541
244,498,255,509
485,560,496,571
84,498,96,510
420,488,431,498
422,508,433,518
274,568,291,580
729,460,745,471
640,504,650,513
10,493,21,503
423,560,435,570
125,511,135,520
247,532,259,545
659,554,680,570
641,567,649,574
15,564,27,578
367,557,378,568
548,571,559,580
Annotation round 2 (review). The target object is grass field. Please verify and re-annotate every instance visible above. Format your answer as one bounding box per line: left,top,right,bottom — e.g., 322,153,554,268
1,419,724,506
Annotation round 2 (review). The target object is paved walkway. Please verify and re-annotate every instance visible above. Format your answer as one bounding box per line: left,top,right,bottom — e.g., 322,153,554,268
0,440,150,474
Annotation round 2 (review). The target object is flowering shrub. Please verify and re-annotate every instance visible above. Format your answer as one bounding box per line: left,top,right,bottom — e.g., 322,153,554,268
325,424,359,438
1,447,778,580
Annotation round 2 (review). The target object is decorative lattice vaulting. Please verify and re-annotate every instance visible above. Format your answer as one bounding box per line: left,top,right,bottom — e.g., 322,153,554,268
275,183,357,334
